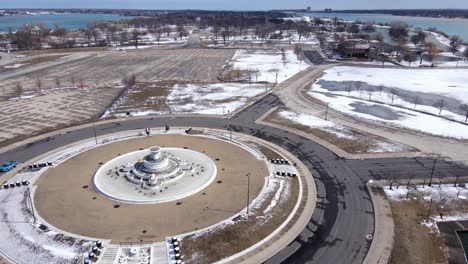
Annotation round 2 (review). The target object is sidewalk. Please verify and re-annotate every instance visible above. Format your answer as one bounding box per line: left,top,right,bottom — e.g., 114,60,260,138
364,182,395,264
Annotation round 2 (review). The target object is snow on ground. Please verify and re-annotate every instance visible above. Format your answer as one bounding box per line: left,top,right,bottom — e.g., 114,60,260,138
112,45,155,51
229,49,308,83
318,66,468,103
384,183,468,225
0,187,83,264
167,82,266,115
278,110,353,139
263,179,286,215
278,110,413,153
384,184,468,202
311,90,468,139
3,63,28,69
315,82,468,123
310,66,468,139
429,32,467,53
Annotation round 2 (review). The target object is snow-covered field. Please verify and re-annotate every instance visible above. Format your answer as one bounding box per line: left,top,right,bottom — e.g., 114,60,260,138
167,82,266,115
229,49,308,83
277,110,414,153
311,66,468,139
318,67,468,102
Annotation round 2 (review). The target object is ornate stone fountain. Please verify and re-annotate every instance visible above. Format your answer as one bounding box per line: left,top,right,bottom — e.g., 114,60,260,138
124,147,191,190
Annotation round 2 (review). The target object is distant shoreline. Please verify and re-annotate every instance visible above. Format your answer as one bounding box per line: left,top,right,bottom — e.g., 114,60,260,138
297,12,468,22
286,9,468,20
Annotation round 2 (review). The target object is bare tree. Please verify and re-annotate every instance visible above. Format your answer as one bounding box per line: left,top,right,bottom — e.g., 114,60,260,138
367,87,374,101
281,48,287,67
403,51,417,67
346,86,352,96
433,99,447,115
269,68,280,84
389,175,398,190
412,96,422,109
123,73,137,89
454,174,461,188
389,89,398,104
379,53,388,68
459,104,468,122
425,42,440,62
35,76,42,93
253,69,261,82
15,82,24,98
435,194,447,219
119,31,128,46
154,26,163,46
449,35,463,54
55,77,61,88
294,45,304,70
372,32,385,52
70,75,76,88
355,82,363,94
131,29,141,49
378,85,384,95
406,175,414,199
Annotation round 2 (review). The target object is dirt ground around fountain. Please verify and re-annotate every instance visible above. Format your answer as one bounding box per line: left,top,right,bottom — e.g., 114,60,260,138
34,134,269,243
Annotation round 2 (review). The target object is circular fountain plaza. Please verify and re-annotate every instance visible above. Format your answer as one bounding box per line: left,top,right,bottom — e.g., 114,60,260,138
0,128,312,264
93,146,217,203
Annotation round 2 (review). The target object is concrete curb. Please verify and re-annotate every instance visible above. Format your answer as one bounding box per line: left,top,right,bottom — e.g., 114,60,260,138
363,182,395,264
0,114,225,155
220,133,316,264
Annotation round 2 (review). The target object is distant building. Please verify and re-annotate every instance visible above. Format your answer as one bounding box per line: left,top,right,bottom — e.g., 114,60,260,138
307,7,311,12
339,40,379,59
324,8,333,13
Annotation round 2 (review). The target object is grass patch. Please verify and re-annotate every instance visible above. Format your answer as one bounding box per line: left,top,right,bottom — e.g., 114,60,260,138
388,187,468,264
265,108,416,154
181,177,299,264
109,81,175,115
265,108,371,153
389,196,447,264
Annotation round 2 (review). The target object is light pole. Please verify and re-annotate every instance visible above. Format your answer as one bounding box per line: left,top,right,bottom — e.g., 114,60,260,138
228,110,232,141
429,159,437,187
246,173,251,217
92,121,98,145
325,103,330,121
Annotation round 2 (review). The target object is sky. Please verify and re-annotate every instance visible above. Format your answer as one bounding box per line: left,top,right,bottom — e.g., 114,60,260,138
1,0,468,10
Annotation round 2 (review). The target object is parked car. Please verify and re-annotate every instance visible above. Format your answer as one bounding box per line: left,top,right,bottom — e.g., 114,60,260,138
0,161,18,172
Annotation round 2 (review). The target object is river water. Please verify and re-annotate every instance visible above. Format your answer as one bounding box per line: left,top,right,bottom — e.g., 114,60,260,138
302,12,468,40
0,13,131,32
1,12,467,41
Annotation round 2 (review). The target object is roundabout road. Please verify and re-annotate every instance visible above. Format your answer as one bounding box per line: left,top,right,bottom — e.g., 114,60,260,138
1,94,467,264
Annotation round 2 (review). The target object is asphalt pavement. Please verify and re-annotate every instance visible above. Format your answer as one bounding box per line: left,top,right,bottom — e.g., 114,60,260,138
1,93,467,264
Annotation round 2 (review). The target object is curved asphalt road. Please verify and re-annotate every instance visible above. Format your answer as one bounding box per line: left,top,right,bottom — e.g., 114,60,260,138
1,94,467,264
